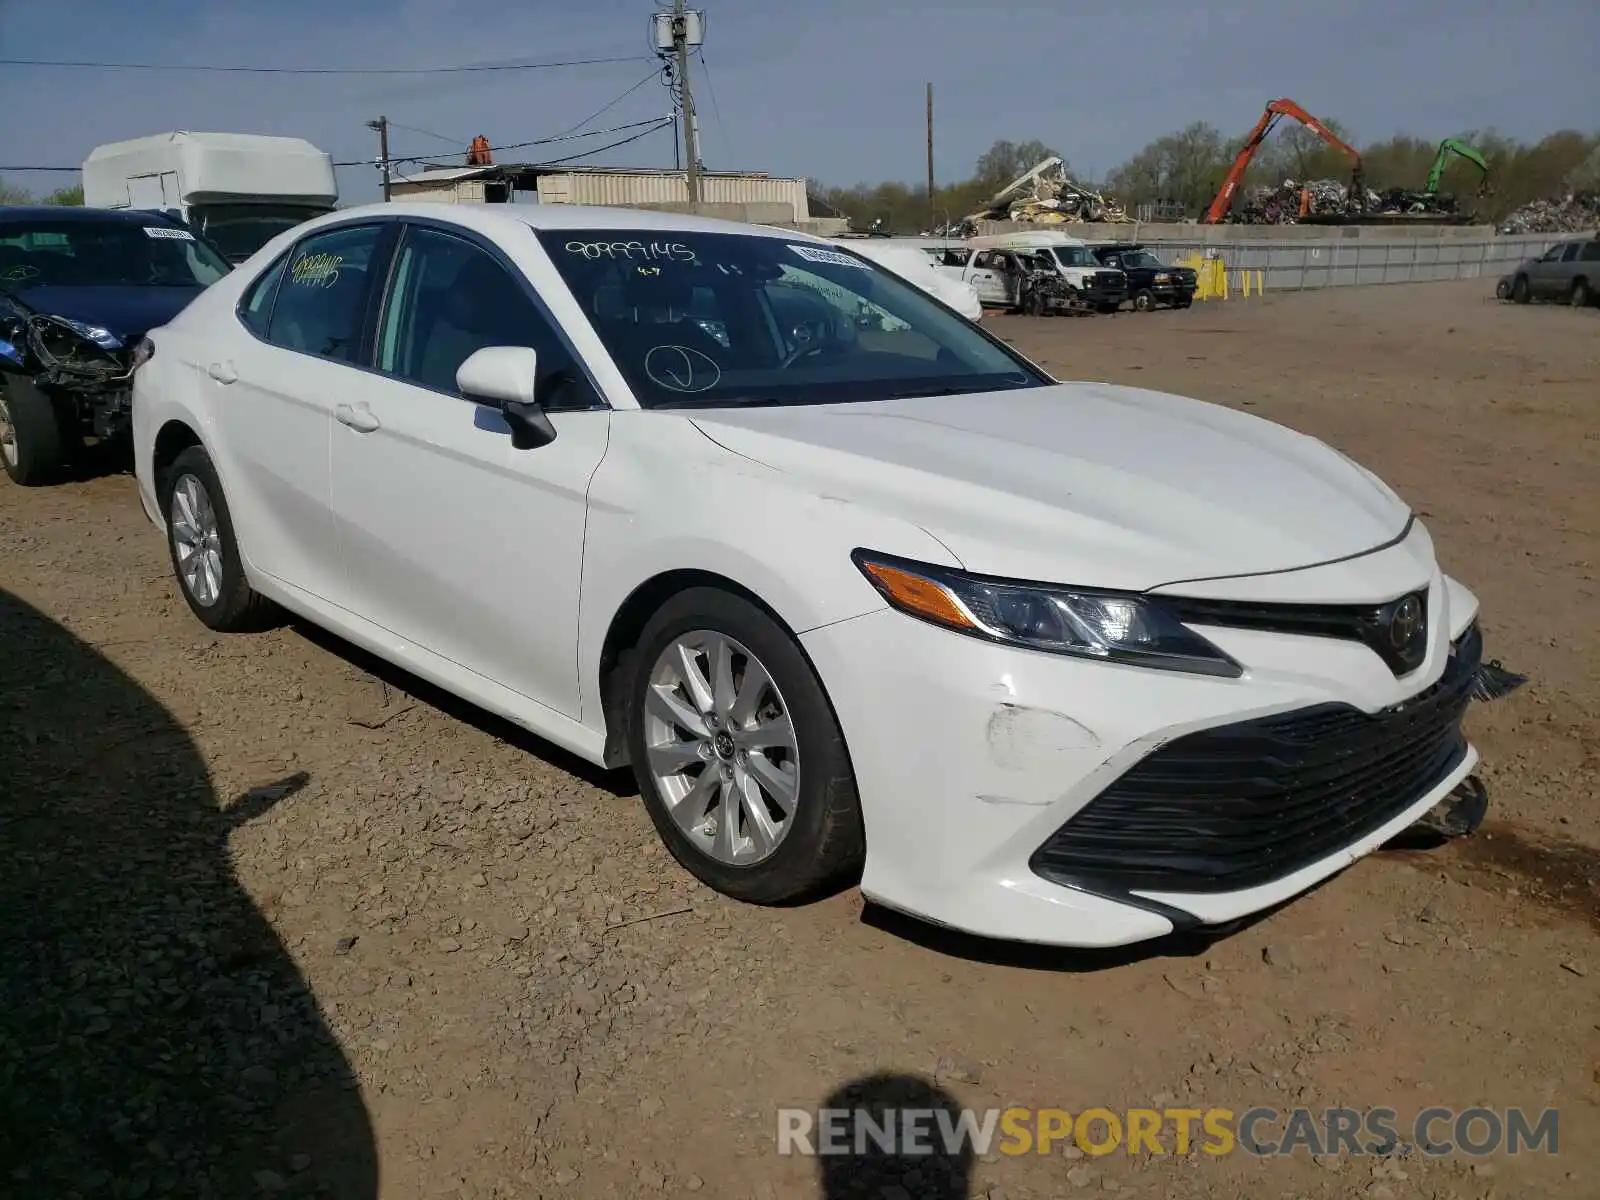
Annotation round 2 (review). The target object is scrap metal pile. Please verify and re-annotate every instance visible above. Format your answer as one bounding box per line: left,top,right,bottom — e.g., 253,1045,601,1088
1498,191,1600,234
1230,178,1475,224
1229,178,1364,224
963,157,1134,230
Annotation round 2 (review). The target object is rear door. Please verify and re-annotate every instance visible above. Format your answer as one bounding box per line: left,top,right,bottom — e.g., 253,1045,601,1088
207,220,394,600
328,220,610,718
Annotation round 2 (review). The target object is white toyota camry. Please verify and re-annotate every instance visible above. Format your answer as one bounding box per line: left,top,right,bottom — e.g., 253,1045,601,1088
131,202,1504,948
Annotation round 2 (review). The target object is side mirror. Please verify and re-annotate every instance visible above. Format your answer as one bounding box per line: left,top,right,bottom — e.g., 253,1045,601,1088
456,345,557,450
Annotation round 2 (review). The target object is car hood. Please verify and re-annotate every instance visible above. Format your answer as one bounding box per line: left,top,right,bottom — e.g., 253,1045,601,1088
688,383,1412,592
2,284,204,345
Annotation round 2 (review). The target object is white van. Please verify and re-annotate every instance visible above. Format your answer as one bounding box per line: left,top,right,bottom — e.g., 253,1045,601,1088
964,231,1128,313
83,132,338,263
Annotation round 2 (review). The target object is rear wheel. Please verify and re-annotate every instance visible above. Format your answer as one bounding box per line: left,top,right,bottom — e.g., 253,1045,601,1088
160,445,275,632
1571,279,1591,308
1511,275,1531,304
625,587,864,904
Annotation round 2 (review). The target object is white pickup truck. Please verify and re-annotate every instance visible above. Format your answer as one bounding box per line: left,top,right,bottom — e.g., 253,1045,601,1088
914,232,1129,314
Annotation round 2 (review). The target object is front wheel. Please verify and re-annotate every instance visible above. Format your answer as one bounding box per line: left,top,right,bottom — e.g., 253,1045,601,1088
1131,289,1156,312
626,587,865,904
160,445,275,632
0,376,69,486
1511,275,1531,304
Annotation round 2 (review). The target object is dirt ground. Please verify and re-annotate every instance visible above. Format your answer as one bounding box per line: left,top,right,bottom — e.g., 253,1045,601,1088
2,279,1596,1200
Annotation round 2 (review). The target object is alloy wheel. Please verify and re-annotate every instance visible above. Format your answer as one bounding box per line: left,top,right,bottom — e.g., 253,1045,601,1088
642,630,800,866
170,472,224,607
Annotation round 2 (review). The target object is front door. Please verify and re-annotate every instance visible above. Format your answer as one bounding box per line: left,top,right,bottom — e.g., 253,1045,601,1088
329,222,610,719
966,251,1010,307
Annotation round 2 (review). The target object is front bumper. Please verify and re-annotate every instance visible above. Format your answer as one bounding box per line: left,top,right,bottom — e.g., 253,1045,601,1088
800,561,1488,948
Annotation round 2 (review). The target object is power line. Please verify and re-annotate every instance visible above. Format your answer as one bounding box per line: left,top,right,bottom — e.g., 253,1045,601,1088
385,121,466,146
4,117,676,176
365,116,673,168
0,54,646,76
695,49,732,167
526,118,674,167
547,68,664,143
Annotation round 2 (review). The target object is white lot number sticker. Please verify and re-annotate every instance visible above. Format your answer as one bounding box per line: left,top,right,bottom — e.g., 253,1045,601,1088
788,244,870,269
144,226,195,241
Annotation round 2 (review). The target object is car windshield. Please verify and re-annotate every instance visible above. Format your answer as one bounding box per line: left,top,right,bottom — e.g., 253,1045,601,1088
1051,246,1095,267
539,230,1047,409
1120,250,1166,268
190,203,335,263
0,219,232,288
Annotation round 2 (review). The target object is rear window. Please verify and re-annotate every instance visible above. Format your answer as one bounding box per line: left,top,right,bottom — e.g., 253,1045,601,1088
1581,242,1600,263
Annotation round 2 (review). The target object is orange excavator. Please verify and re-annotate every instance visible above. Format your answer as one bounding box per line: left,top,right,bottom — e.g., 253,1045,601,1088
1204,99,1365,224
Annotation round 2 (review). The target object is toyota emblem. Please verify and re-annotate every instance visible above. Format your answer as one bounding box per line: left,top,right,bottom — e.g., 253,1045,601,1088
1389,595,1424,649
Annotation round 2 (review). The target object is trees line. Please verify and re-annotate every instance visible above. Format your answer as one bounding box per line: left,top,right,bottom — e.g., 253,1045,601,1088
814,125,1600,233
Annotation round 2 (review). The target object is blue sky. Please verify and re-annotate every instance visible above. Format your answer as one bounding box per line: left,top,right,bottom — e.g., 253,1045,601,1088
2,0,1595,203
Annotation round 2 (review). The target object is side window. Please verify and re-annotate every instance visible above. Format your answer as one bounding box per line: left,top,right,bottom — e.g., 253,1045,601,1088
238,254,288,337
1560,242,1582,262
376,226,586,408
1581,242,1600,263
265,224,383,364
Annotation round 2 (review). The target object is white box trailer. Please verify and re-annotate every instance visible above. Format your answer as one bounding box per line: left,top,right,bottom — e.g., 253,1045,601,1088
82,132,338,263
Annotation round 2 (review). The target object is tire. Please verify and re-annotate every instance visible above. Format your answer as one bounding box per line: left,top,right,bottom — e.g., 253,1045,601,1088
159,445,274,632
1511,275,1530,304
1132,289,1156,312
1176,296,1194,309
1571,279,1591,308
0,375,67,486
625,586,865,904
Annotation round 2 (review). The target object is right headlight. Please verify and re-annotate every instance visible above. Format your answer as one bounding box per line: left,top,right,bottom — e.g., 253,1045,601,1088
852,551,1242,678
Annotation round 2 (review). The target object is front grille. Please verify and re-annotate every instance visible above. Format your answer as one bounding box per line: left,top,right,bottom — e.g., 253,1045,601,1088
1093,271,1125,290
1162,588,1429,677
1029,622,1482,895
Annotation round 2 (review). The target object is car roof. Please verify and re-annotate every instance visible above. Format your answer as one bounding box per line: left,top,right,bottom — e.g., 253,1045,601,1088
0,206,179,226
294,201,827,245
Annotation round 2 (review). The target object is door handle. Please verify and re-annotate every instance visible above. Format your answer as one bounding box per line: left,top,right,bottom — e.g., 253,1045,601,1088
207,361,237,384
335,403,381,433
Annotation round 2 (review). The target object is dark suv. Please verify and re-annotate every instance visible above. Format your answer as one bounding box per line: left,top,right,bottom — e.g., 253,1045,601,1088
1088,244,1197,311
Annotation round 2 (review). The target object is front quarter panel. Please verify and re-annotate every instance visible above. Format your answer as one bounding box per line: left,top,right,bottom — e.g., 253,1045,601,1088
576,410,961,728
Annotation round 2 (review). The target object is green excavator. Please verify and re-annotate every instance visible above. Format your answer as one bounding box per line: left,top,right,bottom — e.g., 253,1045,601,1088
1425,138,1490,197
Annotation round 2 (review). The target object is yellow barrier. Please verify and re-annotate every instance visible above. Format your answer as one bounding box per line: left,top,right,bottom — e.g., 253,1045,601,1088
1173,255,1264,301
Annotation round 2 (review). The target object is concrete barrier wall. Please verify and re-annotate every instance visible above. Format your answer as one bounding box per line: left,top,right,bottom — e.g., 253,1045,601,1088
963,221,1566,291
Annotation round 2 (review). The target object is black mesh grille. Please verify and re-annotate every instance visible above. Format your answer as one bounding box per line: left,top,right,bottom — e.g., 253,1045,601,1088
1162,589,1429,677
1029,622,1482,895
1094,271,1125,289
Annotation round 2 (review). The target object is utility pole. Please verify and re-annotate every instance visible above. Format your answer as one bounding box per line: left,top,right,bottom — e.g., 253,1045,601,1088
672,0,701,208
366,116,391,201
925,82,935,233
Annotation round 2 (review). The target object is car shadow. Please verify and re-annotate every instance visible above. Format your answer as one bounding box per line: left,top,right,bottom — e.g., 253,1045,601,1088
284,616,637,799
0,588,378,1197
814,1072,973,1200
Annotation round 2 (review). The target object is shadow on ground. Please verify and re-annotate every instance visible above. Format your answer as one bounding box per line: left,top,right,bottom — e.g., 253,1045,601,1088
0,588,377,1198
815,1073,973,1200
